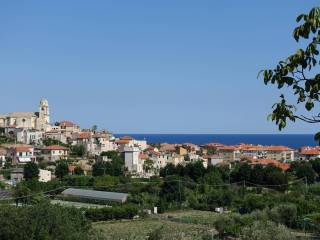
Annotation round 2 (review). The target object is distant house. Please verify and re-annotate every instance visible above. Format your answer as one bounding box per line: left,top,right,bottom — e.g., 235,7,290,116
41,145,69,162
245,157,290,171
10,168,24,184
206,155,224,166
61,188,128,203
38,169,52,182
60,120,81,139
9,146,35,164
298,146,320,160
45,130,68,144
16,129,43,145
124,146,143,174
0,147,7,167
0,189,12,200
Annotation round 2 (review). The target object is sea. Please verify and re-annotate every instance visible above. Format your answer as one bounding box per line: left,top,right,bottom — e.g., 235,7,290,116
114,134,318,149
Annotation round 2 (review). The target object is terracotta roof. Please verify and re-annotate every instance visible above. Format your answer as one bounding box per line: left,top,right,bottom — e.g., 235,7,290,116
205,143,225,147
160,143,176,152
247,157,290,171
139,153,148,159
15,146,33,152
60,120,78,127
77,132,91,139
219,145,240,151
45,130,60,134
299,146,320,155
115,139,130,145
42,145,68,151
68,165,76,173
120,136,133,140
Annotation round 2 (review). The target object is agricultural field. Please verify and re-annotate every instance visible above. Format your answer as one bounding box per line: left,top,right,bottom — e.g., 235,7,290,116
160,210,220,226
92,215,216,240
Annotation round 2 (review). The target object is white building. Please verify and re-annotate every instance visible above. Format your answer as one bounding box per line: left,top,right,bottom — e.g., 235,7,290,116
38,169,52,182
9,146,36,164
44,130,68,144
16,129,44,145
124,146,143,174
0,147,7,167
41,145,69,162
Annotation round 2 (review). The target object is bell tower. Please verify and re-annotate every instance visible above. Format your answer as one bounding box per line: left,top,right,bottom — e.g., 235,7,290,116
39,98,50,130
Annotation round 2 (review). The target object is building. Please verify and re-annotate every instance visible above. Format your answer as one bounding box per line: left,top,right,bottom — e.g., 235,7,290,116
124,146,143,174
44,130,68,144
206,155,225,166
59,120,81,139
61,188,128,203
88,132,116,155
217,144,294,162
41,145,69,162
115,136,147,152
298,146,320,160
38,169,52,182
245,157,290,171
0,147,7,167
177,147,188,156
0,99,50,131
218,145,241,161
9,146,36,164
10,168,24,184
16,129,44,145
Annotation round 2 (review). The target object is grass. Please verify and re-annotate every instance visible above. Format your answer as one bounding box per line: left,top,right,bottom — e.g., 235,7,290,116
92,216,215,240
160,210,220,226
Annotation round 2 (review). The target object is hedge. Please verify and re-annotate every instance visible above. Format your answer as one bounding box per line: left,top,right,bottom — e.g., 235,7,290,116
85,205,139,221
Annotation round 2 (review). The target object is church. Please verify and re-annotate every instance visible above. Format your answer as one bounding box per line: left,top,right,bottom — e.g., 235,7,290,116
0,99,51,131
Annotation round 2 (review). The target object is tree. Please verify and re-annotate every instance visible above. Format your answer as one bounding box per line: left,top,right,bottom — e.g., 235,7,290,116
71,145,86,157
91,125,98,132
55,161,69,179
13,184,31,205
0,201,91,240
183,161,206,182
160,175,186,202
42,138,68,147
143,159,154,173
290,161,316,183
159,163,177,177
23,162,39,181
310,158,320,176
92,160,106,177
74,166,84,175
260,7,320,137
231,163,251,182
204,168,223,185
242,220,296,240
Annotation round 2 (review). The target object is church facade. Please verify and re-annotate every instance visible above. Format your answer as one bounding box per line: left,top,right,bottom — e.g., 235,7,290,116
0,99,51,131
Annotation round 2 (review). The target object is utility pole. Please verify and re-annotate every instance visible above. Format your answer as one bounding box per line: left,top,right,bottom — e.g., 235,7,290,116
178,178,182,210
305,177,308,197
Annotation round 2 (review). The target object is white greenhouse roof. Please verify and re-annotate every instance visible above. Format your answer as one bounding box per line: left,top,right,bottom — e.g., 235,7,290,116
61,188,128,203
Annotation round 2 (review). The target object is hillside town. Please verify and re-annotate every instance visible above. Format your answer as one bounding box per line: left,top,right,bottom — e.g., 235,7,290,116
0,99,318,184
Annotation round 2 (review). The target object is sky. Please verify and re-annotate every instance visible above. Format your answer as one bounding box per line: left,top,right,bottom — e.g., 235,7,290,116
0,1,319,134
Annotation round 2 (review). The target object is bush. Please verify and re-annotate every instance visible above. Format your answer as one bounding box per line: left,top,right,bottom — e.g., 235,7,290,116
241,220,296,240
268,204,297,228
85,205,139,221
0,201,91,240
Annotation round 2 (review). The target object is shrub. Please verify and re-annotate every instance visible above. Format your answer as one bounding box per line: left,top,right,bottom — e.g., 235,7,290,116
241,220,296,240
268,204,297,228
85,205,139,221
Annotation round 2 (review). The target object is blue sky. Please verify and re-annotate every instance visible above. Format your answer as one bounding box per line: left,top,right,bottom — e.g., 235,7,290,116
0,1,319,134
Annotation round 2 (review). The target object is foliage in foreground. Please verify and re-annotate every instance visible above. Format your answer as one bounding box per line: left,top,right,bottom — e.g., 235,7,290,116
0,201,92,240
